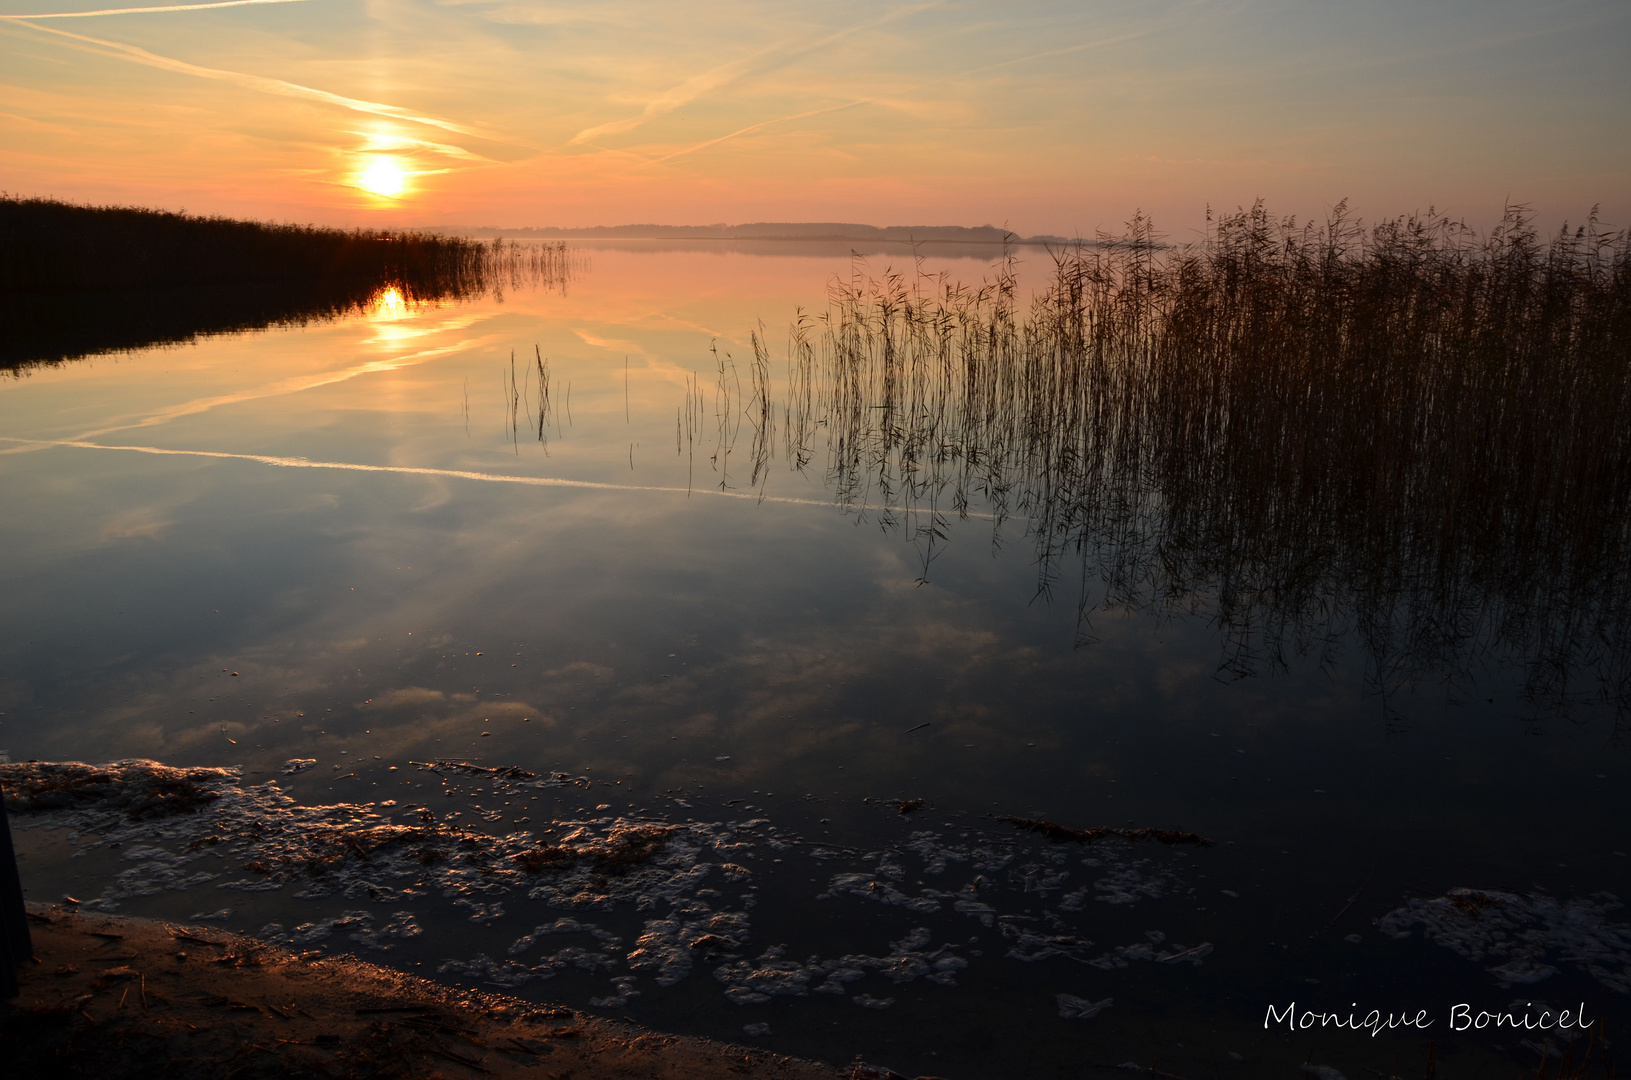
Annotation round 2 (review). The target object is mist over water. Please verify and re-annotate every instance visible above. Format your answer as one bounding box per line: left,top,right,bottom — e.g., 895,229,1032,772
2,224,1628,1079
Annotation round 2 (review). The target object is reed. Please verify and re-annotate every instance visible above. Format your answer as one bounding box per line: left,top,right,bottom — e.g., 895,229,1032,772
776,202,1631,722
0,195,572,295
0,196,573,369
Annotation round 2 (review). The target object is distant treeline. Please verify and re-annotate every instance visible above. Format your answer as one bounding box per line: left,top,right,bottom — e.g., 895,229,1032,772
0,196,571,370
446,221,1072,246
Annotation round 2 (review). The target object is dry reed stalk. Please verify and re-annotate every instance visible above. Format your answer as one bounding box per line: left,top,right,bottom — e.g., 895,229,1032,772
741,202,1631,724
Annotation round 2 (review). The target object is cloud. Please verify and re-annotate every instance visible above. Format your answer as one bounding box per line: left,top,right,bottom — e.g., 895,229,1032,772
350,128,495,164
2,0,313,19
569,51,769,146
8,18,499,140
0,436,865,512
40,330,498,443
0,107,80,134
568,2,940,146
637,100,868,169
611,21,1154,174
570,328,656,359
367,687,447,709
98,506,172,543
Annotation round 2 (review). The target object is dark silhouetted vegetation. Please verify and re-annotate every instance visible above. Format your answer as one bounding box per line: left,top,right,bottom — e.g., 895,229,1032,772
746,202,1631,724
0,196,572,371
998,817,1212,846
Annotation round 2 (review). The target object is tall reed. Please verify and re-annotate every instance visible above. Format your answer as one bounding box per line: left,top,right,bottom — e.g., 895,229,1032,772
781,202,1631,721
1,196,575,369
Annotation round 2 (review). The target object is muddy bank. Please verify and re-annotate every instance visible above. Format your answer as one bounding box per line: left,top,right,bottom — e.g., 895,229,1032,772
3,904,853,1080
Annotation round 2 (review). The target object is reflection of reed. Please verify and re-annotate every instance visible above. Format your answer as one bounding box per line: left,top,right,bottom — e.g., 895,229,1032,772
709,341,743,491
535,346,555,450
0,197,576,371
747,323,775,493
793,204,1631,721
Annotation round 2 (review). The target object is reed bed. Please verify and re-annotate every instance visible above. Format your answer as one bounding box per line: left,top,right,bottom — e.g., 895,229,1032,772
772,202,1631,721
0,196,574,369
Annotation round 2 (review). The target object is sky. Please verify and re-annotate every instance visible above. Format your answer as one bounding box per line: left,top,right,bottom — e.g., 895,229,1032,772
1,0,1627,234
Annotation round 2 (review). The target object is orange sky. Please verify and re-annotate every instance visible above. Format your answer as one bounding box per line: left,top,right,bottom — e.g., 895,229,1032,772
2,0,1627,235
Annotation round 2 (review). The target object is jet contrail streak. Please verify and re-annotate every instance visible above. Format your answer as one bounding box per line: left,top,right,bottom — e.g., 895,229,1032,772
0,436,838,508
7,19,487,137
1,0,312,19
568,2,939,145
639,100,867,169
0,435,1004,521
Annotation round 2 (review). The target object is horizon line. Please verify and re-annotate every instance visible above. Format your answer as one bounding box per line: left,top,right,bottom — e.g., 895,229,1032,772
411,221,1082,246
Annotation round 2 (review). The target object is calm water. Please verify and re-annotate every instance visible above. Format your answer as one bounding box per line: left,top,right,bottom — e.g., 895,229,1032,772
2,242,1627,1079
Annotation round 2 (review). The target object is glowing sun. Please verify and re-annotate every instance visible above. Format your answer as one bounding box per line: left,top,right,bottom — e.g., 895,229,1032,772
356,156,410,199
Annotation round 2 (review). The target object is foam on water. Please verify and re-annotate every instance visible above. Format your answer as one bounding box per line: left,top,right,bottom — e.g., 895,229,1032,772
1380,887,1631,993
8,758,1622,1026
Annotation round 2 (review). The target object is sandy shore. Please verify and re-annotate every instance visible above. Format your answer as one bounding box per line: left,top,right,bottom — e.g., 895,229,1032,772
3,903,864,1080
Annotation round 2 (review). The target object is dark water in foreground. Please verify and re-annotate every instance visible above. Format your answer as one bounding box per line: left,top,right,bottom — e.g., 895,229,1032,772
1,238,1627,1079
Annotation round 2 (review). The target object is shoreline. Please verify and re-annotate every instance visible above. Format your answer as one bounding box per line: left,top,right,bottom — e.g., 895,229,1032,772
5,903,856,1080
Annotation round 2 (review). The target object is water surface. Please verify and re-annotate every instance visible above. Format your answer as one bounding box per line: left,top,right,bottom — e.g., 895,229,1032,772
1,239,1627,1079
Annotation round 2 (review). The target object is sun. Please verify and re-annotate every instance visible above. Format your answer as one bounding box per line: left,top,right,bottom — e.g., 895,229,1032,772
355,155,410,199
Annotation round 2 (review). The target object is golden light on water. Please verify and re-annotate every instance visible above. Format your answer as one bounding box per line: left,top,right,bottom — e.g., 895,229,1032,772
366,285,418,346
372,286,407,316
355,155,409,199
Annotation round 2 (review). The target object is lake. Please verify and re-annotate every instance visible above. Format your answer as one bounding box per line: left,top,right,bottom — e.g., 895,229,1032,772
2,232,1627,1079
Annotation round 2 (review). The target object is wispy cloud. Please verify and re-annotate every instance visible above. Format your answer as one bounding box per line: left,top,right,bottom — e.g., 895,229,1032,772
569,48,770,146
3,435,1014,519
948,30,1157,83
637,100,868,169
625,25,1154,173
24,325,498,445
351,128,494,164
0,107,80,133
0,436,842,508
568,2,939,146
571,327,656,359
8,18,500,140
0,0,312,19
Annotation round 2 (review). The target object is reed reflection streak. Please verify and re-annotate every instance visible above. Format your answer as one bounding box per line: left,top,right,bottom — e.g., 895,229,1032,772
1,197,578,371
772,203,1631,722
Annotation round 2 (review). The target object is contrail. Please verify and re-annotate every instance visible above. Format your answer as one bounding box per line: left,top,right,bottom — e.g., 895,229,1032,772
52,334,495,444
0,325,497,454
569,2,939,146
0,436,841,508
350,129,493,163
7,19,492,138
651,30,1153,172
638,100,867,169
1,0,313,18
0,435,1007,521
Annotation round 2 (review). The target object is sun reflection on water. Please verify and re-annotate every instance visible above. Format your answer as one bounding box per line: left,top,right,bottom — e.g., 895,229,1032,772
373,286,406,316
364,285,422,346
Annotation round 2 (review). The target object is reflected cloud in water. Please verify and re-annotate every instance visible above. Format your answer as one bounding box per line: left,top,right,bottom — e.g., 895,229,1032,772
744,206,1631,727
1,221,1629,1078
